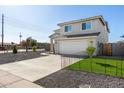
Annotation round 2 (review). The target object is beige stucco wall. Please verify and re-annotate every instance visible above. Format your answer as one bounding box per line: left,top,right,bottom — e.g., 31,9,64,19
60,20,96,34
96,19,108,43
59,19,108,43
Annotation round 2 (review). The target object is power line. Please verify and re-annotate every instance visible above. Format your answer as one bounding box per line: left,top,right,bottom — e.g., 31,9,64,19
0,14,47,44
4,16,43,31
0,14,46,32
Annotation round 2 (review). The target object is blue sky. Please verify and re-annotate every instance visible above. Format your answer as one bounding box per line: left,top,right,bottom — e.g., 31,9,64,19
0,5,124,43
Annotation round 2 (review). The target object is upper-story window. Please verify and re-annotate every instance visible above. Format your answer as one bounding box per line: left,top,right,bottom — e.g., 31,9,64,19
82,22,91,30
65,25,72,32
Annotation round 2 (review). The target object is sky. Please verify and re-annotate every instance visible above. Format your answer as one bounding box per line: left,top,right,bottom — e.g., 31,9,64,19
0,5,124,43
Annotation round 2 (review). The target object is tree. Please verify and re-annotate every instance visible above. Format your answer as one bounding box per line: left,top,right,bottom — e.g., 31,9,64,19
20,40,27,51
20,37,37,52
21,40,27,47
31,39,37,47
86,46,96,58
86,46,96,71
31,39,37,52
26,37,32,52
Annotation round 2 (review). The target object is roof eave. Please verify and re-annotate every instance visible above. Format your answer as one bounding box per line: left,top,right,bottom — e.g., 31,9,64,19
57,16,106,26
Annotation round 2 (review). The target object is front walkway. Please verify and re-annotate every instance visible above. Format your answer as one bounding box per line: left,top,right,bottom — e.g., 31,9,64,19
0,54,61,82
0,70,41,88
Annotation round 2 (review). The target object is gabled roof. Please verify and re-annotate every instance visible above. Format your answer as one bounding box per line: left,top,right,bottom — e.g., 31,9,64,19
57,15,106,26
49,29,60,38
49,33,60,39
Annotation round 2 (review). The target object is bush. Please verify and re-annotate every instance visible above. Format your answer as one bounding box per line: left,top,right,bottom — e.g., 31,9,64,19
32,46,36,52
13,45,18,54
86,46,96,58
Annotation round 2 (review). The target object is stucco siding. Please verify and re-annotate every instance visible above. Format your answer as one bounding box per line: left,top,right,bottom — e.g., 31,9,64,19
96,19,108,43
60,19,103,36
59,19,108,43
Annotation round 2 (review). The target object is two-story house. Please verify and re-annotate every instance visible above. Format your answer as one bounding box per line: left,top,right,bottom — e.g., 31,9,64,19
49,15,110,56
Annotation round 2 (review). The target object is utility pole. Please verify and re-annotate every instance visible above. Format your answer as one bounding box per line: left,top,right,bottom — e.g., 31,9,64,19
1,14,4,48
19,32,22,44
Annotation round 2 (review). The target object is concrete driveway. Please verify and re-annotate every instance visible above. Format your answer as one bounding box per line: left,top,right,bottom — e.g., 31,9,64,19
0,54,61,82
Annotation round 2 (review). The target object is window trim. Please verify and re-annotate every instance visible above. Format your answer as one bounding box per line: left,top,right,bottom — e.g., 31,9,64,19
82,21,92,31
64,25,73,32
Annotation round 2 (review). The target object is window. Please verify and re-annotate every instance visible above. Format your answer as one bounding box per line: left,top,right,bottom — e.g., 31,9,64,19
82,22,91,30
65,25,72,32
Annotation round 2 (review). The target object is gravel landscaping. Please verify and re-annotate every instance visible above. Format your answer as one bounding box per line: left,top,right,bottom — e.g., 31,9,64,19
0,51,44,64
34,69,124,88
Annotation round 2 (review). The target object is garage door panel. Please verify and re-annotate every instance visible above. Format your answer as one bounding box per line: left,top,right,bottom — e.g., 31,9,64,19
59,39,88,55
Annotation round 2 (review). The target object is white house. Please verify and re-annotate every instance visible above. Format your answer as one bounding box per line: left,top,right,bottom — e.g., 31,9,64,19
49,15,110,56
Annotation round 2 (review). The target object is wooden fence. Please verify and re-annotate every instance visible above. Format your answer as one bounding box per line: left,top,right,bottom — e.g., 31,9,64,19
98,43,124,56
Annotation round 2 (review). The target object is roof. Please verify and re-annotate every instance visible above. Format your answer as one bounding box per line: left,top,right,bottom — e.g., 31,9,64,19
65,32,100,38
0,42,12,45
49,33,60,38
49,29,61,38
54,29,60,32
57,15,106,26
66,33,100,37
63,30,100,35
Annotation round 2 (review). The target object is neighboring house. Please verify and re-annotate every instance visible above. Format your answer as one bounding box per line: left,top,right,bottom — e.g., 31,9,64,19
0,42,13,50
37,42,50,51
49,15,110,56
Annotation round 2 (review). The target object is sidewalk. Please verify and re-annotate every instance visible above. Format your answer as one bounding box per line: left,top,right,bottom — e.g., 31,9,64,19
0,70,42,88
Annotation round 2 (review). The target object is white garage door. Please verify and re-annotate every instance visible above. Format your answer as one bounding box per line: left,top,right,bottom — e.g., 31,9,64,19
59,39,89,55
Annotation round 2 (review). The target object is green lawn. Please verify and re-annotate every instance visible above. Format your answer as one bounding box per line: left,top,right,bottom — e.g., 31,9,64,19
68,57,124,78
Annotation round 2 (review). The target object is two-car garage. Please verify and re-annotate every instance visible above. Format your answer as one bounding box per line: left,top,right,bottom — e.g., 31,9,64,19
54,37,97,56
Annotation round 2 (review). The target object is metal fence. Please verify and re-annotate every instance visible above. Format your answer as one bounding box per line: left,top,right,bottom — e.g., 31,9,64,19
61,55,83,68
61,55,124,78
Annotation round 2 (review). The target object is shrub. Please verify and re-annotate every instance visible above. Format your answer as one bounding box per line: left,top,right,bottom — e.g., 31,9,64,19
13,45,18,54
86,46,95,71
32,46,36,52
86,46,96,58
